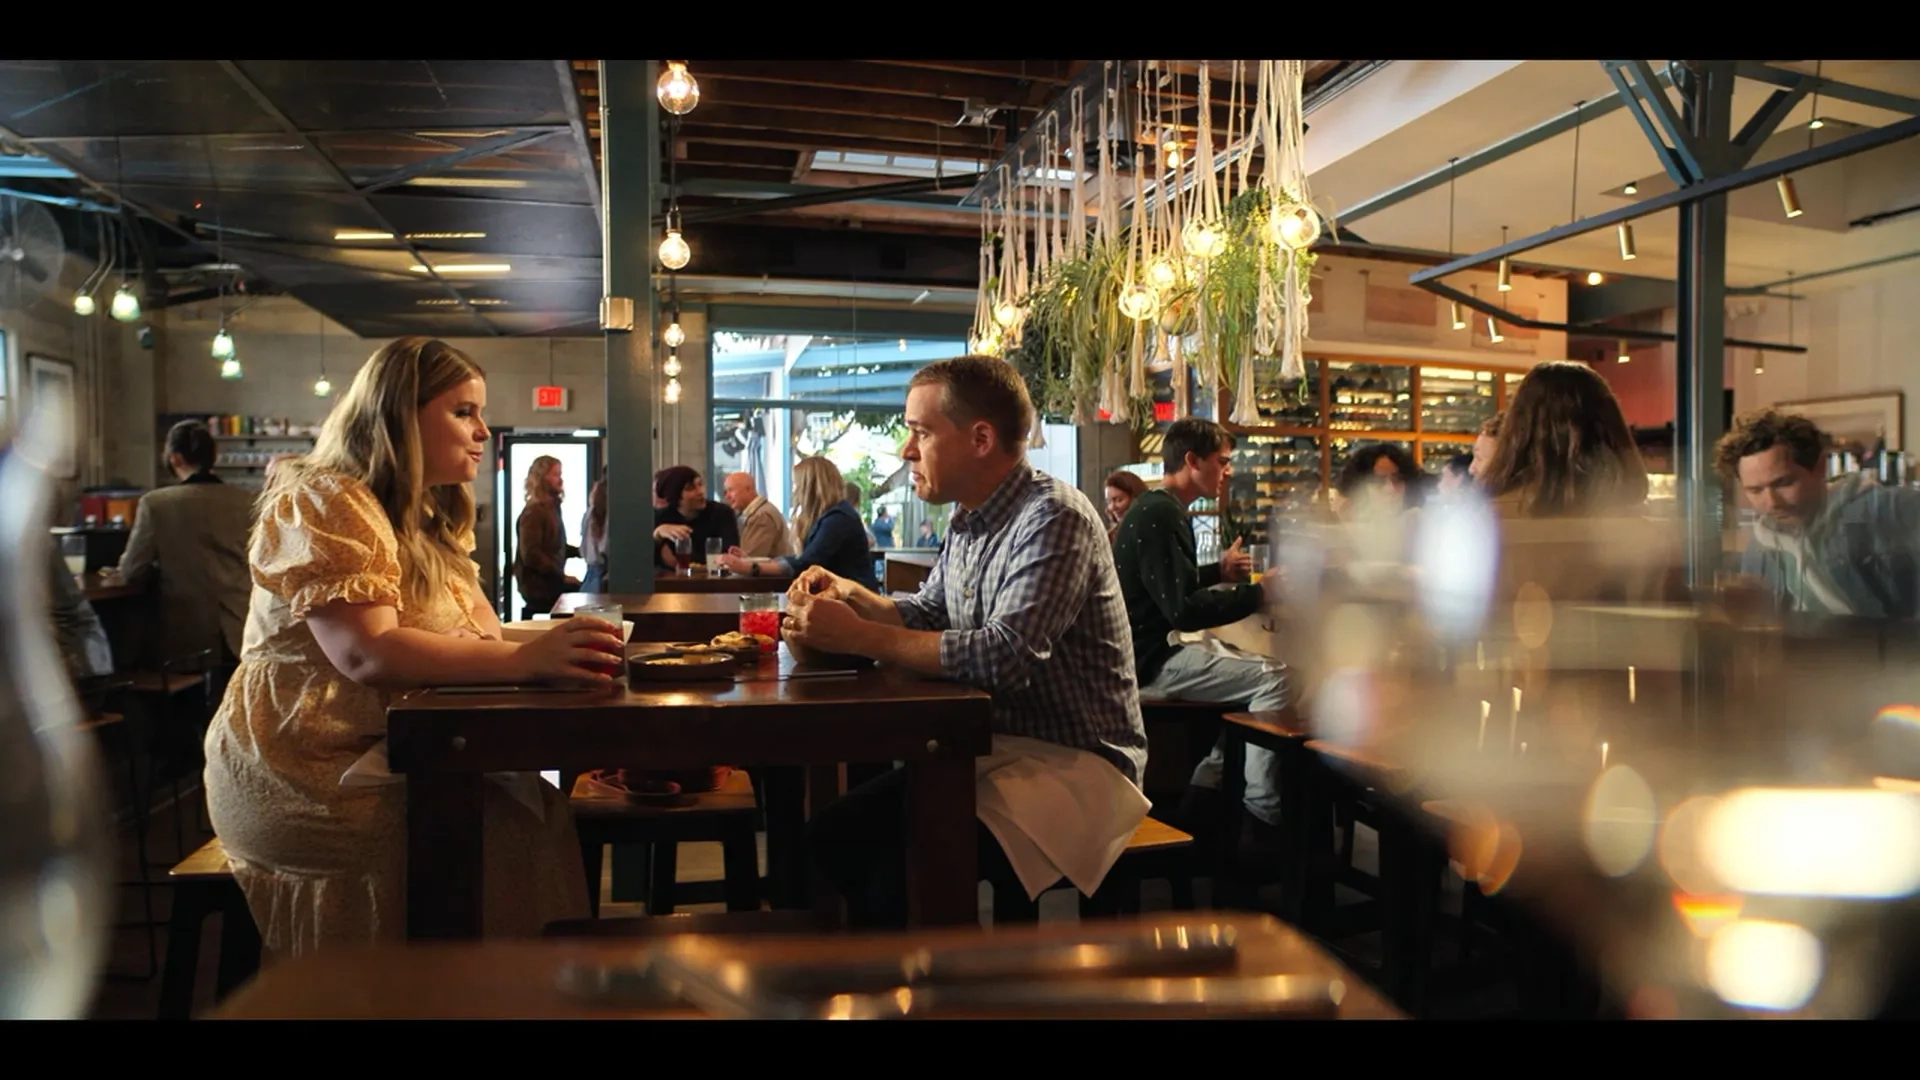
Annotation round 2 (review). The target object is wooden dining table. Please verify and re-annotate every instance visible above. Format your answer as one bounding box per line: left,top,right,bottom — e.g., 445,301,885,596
551,591,748,642
386,641,994,940
652,569,790,594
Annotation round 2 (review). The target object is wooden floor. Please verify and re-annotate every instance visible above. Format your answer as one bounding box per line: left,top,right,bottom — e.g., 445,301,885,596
84,785,1514,1019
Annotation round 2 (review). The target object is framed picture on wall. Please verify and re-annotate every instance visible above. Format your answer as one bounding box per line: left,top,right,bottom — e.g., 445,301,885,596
1773,391,1904,456
25,354,77,479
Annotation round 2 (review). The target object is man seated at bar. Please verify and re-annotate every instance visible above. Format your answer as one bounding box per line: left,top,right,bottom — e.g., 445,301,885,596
1718,408,1920,618
653,465,739,571
721,470,795,560
717,455,878,590
783,355,1150,928
112,419,255,673
1112,418,1290,858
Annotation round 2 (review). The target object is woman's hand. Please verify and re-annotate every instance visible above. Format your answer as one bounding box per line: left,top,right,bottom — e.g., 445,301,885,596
512,615,625,686
718,552,755,575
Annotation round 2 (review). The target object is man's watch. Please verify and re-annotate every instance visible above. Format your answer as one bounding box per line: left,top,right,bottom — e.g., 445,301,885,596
751,560,761,576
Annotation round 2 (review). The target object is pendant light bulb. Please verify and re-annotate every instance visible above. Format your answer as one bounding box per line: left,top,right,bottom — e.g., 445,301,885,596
656,62,701,116
1450,301,1467,331
663,351,682,378
663,377,683,404
1587,271,1604,286
1497,257,1512,292
1486,316,1504,344
109,285,141,322
1617,222,1637,261
659,228,690,271
1623,182,1638,195
1754,353,1766,376
663,320,685,348
219,356,242,380
211,328,235,360
313,374,332,397
1118,283,1158,321
1777,176,1804,219
1617,339,1631,364
73,291,95,316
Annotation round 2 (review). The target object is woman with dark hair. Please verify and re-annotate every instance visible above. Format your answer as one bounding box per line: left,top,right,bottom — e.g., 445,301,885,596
1332,443,1423,518
1103,470,1149,543
1479,361,1649,517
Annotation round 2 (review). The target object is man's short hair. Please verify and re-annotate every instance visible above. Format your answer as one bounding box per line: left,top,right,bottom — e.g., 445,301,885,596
908,355,1035,454
1715,408,1827,480
164,420,218,473
1161,417,1237,472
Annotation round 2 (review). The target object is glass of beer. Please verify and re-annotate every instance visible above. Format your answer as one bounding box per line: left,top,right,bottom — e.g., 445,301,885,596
571,602,627,680
1248,543,1270,584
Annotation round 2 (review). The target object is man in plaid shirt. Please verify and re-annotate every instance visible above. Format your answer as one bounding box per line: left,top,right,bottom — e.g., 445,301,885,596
785,355,1149,927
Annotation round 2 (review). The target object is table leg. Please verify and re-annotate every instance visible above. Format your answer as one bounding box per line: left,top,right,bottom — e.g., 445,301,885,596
761,767,807,909
806,764,845,925
405,772,485,940
904,755,976,927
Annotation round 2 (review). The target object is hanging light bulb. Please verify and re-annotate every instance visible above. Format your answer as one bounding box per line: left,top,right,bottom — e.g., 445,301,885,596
1271,202,1321,250
1450,301,1467,331
663,350,682,378
109,285,140,322
659,226,691,270
1777,177,1804,219
211,327,235,360
994,300,1023,328
1754,352,1766,376
1497,226,1512,291
1617,339,1631,364
1118,282,1158,321
1148,256,1181,291
1587,271,1605,286
1617,223,1637,261
1162,140,1181,169
219,356,242,380
663,320,686,348
1623,182,1639,195
663,376,682,404
1486,316,1504,344
1808,117,1824,131
1181,219,1226,260
656,62,700,116
72,291,95,316
313,374,332,397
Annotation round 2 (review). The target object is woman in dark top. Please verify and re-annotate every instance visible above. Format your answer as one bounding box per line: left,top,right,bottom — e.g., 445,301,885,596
654,465,739,570
717,455,878,589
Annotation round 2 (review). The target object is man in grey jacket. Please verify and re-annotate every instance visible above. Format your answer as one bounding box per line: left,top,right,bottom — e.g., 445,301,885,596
112,420,257,667
722,471,795,559
1718,408,1920,619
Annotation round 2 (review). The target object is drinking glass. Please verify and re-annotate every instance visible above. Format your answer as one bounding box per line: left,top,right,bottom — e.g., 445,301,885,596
1248,543,1270,584
571,602,627,680
60,534,87,579
706,536,726,576
674,534,693,576
739,592,781,652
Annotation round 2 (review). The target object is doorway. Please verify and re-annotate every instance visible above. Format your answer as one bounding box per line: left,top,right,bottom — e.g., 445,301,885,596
494,428,602,620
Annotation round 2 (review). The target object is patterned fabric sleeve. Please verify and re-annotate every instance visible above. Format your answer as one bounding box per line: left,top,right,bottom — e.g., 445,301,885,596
892,549,951,631
937,499,1094,692
252,472,404,619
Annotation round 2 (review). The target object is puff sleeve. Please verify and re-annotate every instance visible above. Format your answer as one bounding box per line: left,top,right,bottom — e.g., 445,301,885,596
251,473,404,619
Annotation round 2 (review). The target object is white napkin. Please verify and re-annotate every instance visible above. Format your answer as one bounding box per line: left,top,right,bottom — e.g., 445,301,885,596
340,739,548,823
1168,629,1277,666
972,734,1151,901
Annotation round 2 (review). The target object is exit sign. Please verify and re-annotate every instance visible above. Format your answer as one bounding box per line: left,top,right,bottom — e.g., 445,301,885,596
533,385,570,411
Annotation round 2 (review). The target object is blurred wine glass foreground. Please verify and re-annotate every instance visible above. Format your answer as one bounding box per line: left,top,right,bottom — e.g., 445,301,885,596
0,404,114,1018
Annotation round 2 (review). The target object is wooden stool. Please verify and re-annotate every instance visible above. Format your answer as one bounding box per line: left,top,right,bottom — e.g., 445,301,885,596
572,770,760,917
158,837,260,1020
127,648,216,864
993,817,1199,924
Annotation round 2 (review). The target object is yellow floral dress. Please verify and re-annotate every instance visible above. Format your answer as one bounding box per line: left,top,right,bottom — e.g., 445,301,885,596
203,469,588,959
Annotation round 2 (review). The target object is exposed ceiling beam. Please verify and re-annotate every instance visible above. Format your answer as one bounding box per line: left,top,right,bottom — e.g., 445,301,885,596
15,123,572,144
214,59,495,335
356,127,567,193
859,59,1075,84
1736,61,1920,117
663,174,973,226
634,61,1051,106
555,59,604,243
676,104,1001,153
695,78,1008,127
672,127,999,162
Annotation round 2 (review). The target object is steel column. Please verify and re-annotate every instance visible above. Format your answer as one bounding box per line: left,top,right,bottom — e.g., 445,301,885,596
1672,62,1736,593
601,60,659,596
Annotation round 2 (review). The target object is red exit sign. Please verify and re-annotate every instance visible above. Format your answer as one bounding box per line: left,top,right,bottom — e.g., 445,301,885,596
533,385,570,411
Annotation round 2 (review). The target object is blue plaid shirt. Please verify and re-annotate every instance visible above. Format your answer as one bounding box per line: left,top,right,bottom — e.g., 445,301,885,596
893,462,1148,786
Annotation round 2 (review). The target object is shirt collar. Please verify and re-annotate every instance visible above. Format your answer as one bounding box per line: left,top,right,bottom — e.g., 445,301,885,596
950,460,1032,537
182,471,223,485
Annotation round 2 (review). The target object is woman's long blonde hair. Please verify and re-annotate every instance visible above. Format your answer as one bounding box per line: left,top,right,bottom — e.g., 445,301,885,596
264,336,486,609
790,455,848,543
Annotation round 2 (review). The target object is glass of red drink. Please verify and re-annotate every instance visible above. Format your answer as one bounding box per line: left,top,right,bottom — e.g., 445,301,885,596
739,593,781,652
571,602,627,680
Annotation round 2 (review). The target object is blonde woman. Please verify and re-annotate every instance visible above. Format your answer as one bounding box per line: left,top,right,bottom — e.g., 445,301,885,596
718,455,878,589
203,337,613,959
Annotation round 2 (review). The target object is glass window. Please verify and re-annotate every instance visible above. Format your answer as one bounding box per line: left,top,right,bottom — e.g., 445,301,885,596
710,331,1078,552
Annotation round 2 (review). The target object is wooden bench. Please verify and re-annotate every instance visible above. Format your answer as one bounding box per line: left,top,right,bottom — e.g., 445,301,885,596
571,769,761,917
158,837,261,1020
